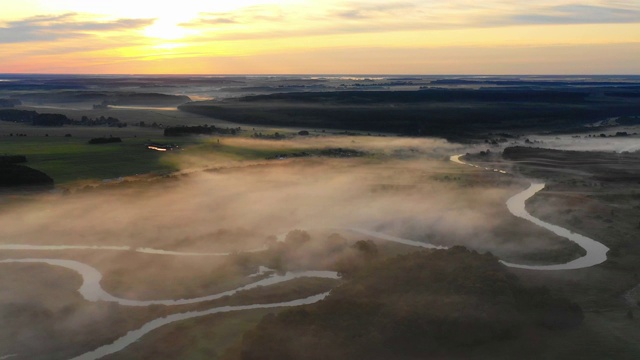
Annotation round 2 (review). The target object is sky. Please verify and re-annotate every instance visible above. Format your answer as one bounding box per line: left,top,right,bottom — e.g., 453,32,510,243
0,0,639,74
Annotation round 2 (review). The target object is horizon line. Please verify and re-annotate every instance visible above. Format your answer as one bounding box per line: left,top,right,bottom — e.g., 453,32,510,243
1,73,640,77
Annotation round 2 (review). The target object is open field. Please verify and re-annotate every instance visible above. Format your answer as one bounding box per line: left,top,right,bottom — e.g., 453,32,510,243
0,127,179,184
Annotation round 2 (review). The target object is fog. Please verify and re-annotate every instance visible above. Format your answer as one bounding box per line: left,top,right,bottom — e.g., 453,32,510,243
0,136,575,269
0,135,581,357
4,138,493,231
519,130,640,153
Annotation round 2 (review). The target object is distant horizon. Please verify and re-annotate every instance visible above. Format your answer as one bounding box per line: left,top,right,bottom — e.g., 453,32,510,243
2,73,640,77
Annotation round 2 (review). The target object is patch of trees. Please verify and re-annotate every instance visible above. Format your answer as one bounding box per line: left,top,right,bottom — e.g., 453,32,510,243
133,121,163,128
0,109,38,123
251,132,285,139
88,137,122,144
0,164,54,190
239,247,584,360
254,230,374,274
0,109,70,126
266,148,365,160
33,113,68,126
163,125,239,136
0,109,126,127
77,115,126,127
267,152,310,160
16,91,191,106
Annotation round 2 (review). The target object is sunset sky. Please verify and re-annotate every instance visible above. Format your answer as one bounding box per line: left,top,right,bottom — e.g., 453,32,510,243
1,0,639,74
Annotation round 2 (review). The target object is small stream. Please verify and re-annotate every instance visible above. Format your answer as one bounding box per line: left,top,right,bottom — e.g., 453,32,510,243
0,258,338,306
68,292,331,360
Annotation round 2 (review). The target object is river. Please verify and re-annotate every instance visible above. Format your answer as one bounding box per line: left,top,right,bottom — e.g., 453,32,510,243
68,292,331,360
449,154,608,270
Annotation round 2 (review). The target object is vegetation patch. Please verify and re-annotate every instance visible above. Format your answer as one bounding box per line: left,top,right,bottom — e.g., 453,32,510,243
164,125,240,136
0,137,184,184
239,247,583,360
0,164,54,190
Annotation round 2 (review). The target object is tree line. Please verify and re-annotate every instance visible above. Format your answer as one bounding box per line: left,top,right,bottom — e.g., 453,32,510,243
0,109,126,127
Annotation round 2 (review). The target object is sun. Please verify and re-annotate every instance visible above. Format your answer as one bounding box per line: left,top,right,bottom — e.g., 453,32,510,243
144,19,193,40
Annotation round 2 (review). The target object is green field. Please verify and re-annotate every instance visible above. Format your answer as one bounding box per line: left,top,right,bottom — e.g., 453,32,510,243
0,131,334,185
0,135,188,184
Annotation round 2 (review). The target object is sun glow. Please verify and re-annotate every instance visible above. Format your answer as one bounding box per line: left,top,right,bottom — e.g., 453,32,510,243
1,0,639,74
144,19,194,40
153,42,187,50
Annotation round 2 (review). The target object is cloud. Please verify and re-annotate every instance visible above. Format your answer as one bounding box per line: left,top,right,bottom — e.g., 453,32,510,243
188,17,238,26
182,5,287,28
0,13,154,44
177,1,640,44
509,4,640,25
3,2,639,46
331,1,417,20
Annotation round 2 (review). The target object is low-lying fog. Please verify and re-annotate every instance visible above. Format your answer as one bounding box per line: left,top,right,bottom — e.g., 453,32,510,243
0,136,535,257
0,138,450,242
517,128,640,153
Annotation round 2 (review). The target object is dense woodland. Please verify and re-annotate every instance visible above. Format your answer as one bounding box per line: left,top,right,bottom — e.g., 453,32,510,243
10,91,191,106
179,88,640,139
239,247,583,360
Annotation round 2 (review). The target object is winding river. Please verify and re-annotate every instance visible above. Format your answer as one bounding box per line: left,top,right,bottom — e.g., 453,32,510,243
450,154,609,270
0,256,338,359
0,258,338,306
0,152,611,359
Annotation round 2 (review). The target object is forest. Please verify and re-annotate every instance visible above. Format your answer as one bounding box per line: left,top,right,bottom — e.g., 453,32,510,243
179,88,640,139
